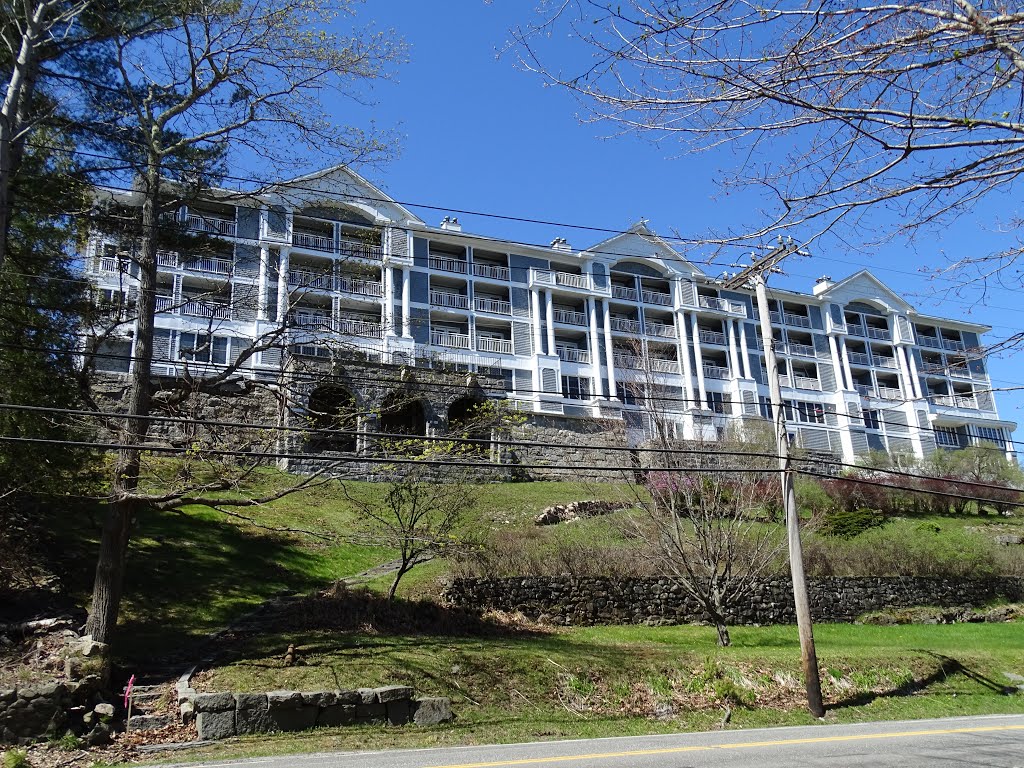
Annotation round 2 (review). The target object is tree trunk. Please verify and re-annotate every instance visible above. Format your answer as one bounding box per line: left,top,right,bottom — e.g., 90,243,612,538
715,621,731,647
387,562,410,600
0,0,48,270
85,161,161,644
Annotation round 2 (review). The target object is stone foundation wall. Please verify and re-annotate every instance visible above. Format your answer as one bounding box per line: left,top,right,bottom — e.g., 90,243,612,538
0,679,106,746
443,576,1024,626
191,687,452,740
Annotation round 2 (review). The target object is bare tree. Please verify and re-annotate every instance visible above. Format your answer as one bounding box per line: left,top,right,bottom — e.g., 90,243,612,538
81,0,405,644
513,2,1024,304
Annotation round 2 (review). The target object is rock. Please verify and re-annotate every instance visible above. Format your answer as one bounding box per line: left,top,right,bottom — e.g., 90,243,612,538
196,709,236,740
128,714,171,731
300,691,336,707
994,534,1023,546
235,693,271,735
179,700,194,725
268,704,318,732
317,704,355,727
93,702,115,718
413,697,453,726
77,635,108,658
357,688,378,704
0,689,15,703
386,700,412,725
194,692,235,713
374,685,414,703
84,722,113,746
355,702,386,722
335,690,360,704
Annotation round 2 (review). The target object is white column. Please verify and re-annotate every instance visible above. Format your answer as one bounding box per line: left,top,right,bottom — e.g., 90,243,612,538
895,344,916,400
905,345,923,398
531,289,543,355
383,266,395,337
738,320,752,379
257,245,269,320
690,312,707,408
587,297,603,399
828,335,847,390
676,310,695,407
545,290,556,356
400,268,411,338
839,336,854,390
603,300,618,399
726,319,742,378
275,248,290,323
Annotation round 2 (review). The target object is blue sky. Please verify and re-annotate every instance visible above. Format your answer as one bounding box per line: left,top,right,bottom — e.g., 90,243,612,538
333,1,1023,436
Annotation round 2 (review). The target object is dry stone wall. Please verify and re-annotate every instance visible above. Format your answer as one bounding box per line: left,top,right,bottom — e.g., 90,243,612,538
443,576,1024,626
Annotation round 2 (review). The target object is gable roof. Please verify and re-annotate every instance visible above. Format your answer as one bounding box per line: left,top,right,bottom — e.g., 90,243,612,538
816,270,915,313
269,165,424,226
582,221,705,276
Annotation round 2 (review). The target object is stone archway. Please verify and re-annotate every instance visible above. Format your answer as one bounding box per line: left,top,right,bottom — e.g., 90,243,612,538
447,395,489,452
380,392,427,437
307,385,358,452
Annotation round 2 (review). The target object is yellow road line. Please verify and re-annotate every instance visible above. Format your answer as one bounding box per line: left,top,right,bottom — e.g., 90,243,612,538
429,723,1024,768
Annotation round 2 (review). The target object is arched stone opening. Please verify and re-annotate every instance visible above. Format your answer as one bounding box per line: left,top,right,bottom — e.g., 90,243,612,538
447,395,490,453
380,392,427,437
307,386,358,452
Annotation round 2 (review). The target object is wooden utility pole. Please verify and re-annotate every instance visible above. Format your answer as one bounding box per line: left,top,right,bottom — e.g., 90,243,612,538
724,241,825,718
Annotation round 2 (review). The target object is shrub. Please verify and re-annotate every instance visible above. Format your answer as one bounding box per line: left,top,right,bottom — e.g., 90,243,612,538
3,749,31,768
819,507,888,539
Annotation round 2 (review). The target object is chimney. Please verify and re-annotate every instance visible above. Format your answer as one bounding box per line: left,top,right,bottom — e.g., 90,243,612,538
549,237,572,251
812,275,833,296
440,216,462,232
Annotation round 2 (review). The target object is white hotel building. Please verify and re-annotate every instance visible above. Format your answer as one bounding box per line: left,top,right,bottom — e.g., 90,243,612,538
86,167,1017,462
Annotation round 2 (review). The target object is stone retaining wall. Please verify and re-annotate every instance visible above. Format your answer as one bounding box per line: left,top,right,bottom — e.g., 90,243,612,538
192,687,453,741
0,679,107,746
443,576,1024,626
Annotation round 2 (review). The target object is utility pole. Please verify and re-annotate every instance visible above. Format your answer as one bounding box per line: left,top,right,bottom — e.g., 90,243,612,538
724,240,825,718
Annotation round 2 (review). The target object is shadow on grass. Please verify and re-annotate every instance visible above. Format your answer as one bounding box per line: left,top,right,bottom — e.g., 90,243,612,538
830,651,1017,710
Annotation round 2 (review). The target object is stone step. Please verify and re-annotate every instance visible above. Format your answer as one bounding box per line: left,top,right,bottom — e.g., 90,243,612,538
128,714,172,731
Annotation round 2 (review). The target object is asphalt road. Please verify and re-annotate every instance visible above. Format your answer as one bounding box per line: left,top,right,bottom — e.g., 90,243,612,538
173,714,1024,768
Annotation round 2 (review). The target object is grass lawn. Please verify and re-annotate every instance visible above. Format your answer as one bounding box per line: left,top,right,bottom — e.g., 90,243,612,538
155,619,1024,764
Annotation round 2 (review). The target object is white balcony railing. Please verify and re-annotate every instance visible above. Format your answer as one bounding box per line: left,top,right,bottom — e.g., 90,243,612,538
553,308,588,326
613,353,639,369
428,255,468,274
431,330,471,349
155,295,175,312
336,275,383,298
793,375,822,391
430,290,470,310
186,213,236,236
788,342,816,357
336,239,383,261
156,251,179,268
875,355,897,369
292,230,334,253
703,364,731,380
698,329,727,346
943,338,966,351
181,299,230,319
649,357,678,373
475,296,512,315
931,394,978,409
867,326,892,341
476,336,513,355
337,318,383,338
918,336,943,349
644,322,676,339
610,317,641,334
920,361,946,373
288,269,333,291
783,312,811,328
948,366,971,378
472,262,510,280
557,347,591,364
612,285,638,301
855,384,876,398
847,324,866,337
697,295,746,314
847,351,871,366
642,290,672,306
553,271,591,290
98,256,127,274
878,385,904,400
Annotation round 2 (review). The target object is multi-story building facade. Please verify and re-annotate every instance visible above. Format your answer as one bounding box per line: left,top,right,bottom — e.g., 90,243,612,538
85,166,1017,463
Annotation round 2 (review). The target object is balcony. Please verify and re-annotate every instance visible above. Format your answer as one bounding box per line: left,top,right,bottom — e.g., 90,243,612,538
181,299,230,319
472,262,510,281
698,329,727,346
649,357,679,373
612,353,639,369
530,268,601,293
875,355,897,369
430,290,470,310
429,255,468,274
848,351,871,366
337,239,383,261
931,394,978,409
703,364,731,380
780,375,821,390
156,251,179,268
855,384,876,398
867,326,892,341
782,312,811,328
476,336,513,355
185,213,235,237
788,342,816,357
644,322,676,339
431,330,471,350
942,338,966,351
948,366,971,378
697,295,746,314
557,347,591,364
155,295,175,312
878,385,903,400
612,284,638,301
918,335,943,349
610,317,641,334
98,256,129,274
289,269,333,291
336,275,383,298
474,296,512,315
292,230,335,253
641,289,672,306
553,308,588,326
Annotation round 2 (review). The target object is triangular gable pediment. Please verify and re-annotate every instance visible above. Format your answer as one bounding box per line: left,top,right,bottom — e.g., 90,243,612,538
818,270,914,314
583,221,705,277
266,165,424,227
